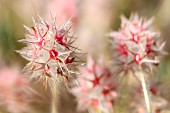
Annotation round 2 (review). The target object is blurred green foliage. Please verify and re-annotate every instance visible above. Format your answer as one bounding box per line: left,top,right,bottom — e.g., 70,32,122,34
0,1,26,65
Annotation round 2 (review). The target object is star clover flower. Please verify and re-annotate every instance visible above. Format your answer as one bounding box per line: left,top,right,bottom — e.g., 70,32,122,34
17,16,82,87
71,56,117,113
109,14,166,72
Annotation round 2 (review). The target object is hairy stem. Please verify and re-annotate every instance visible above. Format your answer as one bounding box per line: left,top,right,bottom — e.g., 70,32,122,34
139,71,151,113
51,82,58,113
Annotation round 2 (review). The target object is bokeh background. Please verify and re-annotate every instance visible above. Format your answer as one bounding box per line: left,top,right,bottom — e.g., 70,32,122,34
0,0,170,113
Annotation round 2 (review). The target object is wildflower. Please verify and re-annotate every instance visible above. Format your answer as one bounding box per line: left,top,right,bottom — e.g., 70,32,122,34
109,14,166,72
17,16,82,87
71,56,117,113
0,66,32,113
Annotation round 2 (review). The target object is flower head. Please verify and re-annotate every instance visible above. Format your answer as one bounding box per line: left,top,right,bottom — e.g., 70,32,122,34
110,14,166,72
71,56,117,113
130,81,169,113
47,0,77,25
17,16,82,87
0,66,32,113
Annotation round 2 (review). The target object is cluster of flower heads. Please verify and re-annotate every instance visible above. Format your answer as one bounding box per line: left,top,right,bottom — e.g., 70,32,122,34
16,13,169,113
71,56,117,113
110,14,166,72
17,16,82,87
0,66,32,113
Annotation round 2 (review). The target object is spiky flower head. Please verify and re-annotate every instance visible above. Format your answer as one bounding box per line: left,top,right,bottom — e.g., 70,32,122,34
0,66,32,113
17,16,82,87
71,56,117,113
109,14,166,73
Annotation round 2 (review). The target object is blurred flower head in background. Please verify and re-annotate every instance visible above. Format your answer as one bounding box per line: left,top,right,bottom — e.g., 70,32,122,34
110,14,166,73
130,81,169,113
47,0,77,25
0,66,32,113
71,56,117,113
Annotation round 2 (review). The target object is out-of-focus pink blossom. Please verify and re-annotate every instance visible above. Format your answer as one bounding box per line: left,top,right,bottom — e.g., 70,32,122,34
47,0,77,25
71,56,117,113
17,16,82,87
109,14,166,72
130,82,169,113
0,66,32,113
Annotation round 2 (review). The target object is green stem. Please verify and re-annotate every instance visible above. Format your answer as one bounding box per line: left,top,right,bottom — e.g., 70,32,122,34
51,82,58,113
140,72,151,113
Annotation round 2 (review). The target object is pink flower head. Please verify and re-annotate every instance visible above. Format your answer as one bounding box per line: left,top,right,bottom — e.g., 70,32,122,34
131,81,168,113
71,56,117,113
17,16,82,87
47,0,77,25
110,14,166,72
0,66,32,113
